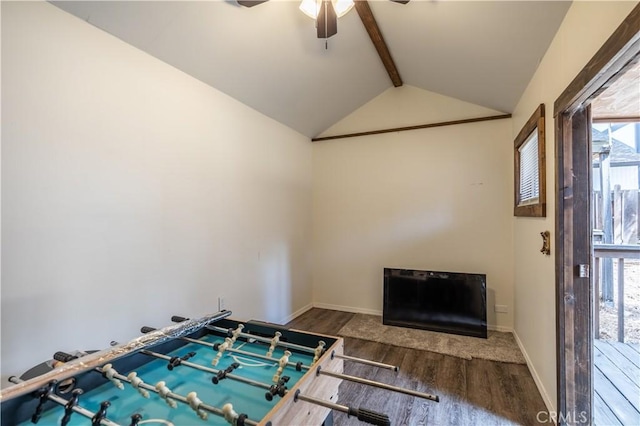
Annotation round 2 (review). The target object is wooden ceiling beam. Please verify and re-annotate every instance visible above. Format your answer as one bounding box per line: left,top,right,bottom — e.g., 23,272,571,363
312,114,512,142
354,0,403,87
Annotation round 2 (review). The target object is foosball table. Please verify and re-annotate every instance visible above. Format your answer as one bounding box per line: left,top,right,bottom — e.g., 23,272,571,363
0,310,439,425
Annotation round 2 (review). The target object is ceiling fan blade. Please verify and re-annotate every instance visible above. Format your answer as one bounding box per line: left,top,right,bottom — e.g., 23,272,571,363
317,0,338,39
237,0,269,7
389,0,410,3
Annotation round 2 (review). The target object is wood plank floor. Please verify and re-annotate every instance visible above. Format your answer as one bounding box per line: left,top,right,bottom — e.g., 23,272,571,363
286,308,550,425
593,339,640,426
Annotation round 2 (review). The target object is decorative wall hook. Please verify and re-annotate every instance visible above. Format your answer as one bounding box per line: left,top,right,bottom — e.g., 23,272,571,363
540,231,551,255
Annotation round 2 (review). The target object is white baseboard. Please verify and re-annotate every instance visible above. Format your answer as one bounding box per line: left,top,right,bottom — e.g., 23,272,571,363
513,330,555,415
279,303,313,324
312,302,382,316
488,324,513,332
308,304,553,413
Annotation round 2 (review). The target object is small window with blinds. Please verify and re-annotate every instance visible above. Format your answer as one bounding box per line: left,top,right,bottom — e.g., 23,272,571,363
514,104,546,217
518,132,539,204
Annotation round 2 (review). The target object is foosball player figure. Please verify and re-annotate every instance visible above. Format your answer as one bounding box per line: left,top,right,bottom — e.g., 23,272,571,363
129,413,143,426
61,389,83,426
313,340,326,364
266,331,282,357
230,324,244,343
212,362,240,384
168,351,196,370
186,391,208,420
155,381,177,408
212,337,233,366
223,403,249,426
101,363,124,389
31,380,56,424
91,401,111,426
265,376,290,401
272,350,291,383
127,372,149,398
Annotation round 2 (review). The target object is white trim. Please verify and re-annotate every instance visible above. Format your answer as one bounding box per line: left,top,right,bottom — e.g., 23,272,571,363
299,304,553,412
513,329,555,415
312,302,382,316
279,303,313,324
305,304,553,414
488,324,513,332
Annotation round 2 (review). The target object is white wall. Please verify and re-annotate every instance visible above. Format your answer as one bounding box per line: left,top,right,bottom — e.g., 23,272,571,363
511,0,639,413
1,2,312,383
312,86,515,330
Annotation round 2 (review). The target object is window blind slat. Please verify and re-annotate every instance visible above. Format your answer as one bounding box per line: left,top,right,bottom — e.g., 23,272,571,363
518,133,539,204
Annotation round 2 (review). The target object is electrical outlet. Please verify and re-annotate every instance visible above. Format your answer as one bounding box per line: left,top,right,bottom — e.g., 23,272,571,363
494,305,508,313
218,297,225,311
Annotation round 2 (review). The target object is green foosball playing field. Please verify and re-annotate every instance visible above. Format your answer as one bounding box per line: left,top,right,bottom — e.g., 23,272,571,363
1,311,438,426
17,334,311,426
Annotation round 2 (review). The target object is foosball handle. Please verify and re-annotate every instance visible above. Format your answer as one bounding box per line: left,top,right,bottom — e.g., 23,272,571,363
171,315,189,323
348,407,391,426
54,351,78,363
140,326,156,334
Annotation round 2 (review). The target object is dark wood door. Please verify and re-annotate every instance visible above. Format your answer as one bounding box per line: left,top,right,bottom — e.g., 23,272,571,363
555,106,593,423
554,5,640,423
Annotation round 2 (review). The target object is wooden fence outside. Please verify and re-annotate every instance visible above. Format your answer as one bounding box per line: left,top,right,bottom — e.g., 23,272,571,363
593,188,640,244
593,187,640,342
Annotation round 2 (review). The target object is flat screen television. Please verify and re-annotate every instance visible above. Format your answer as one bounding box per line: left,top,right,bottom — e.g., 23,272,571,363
383,268,487,338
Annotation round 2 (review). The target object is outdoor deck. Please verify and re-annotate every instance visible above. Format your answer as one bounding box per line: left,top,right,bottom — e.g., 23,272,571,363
594,339,640,425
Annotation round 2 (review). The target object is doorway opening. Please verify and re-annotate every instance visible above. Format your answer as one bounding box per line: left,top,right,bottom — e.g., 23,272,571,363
554,4,640,424
590,62,640,425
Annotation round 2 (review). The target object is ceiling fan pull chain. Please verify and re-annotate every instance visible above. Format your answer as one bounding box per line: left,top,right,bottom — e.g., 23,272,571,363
324,0,328,49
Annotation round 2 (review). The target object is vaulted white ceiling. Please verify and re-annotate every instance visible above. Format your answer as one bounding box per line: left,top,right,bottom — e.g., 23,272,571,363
52,1,572,138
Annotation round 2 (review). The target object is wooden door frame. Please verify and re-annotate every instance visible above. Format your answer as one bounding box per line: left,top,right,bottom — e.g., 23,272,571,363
554,4,640,423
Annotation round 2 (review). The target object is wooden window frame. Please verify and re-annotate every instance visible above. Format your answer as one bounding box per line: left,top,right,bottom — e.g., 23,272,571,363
514,103,546,217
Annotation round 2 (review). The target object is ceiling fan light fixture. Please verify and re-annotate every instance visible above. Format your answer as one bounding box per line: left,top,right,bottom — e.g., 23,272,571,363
299,0,353,19
299,0,321,19
332,0,354,18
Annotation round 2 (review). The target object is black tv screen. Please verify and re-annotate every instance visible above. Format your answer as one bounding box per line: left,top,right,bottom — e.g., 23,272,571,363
383,268,487,338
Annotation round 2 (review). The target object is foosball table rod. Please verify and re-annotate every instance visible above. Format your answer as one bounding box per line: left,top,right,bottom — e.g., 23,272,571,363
141,326,312,371
316,366,440,402
89,359,260,426
0,311,234,405
145,326,401,380
8,376,121,426
293,390,390,426
331,351,399,371
171,315,317,354
169,317,401,372
137,349,389,425
140,349,273,392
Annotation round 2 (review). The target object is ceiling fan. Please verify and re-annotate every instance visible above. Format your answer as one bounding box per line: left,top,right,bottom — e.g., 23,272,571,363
235,0,407,88
236,0,409,39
